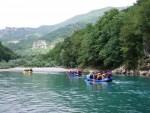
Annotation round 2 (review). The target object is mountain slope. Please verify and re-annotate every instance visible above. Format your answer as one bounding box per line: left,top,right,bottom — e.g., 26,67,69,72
0,42,17,62
42,22,86,42
0,7,126,53
56,7,126,27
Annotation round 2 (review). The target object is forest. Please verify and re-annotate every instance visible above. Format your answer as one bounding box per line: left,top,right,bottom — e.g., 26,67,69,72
42,0,150,70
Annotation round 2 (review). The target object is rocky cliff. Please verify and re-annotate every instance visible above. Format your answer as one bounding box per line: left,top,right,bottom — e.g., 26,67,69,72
112,62,150,77
32,40,47,49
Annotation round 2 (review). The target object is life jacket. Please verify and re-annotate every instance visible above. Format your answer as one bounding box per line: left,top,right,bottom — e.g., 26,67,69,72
107,72,111,78
97,73,102,79
78,70,82,75
102,73,106,78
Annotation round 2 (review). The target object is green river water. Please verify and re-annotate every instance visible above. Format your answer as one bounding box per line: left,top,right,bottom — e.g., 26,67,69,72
0,71,150,113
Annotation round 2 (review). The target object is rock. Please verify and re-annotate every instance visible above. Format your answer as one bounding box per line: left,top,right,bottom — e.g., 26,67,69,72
147,71,150,76
139,71,147,75
8,40,20,44
112,66,126,74
32,40,47,49
112,66,150,76
139,70,150,76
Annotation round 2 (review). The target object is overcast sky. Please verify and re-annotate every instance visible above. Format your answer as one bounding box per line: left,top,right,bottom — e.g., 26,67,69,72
0,0,137,29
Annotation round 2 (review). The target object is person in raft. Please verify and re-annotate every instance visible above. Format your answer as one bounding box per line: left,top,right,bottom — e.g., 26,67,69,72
88,71,94,79
102,71,106,78
68,70,72,74
106,70,112,78
97,73,102,80
93,70,97,79
77,70,82,76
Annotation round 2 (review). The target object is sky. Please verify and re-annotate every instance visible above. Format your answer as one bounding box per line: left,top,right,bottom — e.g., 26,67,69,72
0,0,137,29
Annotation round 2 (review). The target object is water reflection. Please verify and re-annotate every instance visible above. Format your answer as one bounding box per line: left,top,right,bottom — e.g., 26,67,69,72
66,75,83,87
23,71,32,76
85,80,111,91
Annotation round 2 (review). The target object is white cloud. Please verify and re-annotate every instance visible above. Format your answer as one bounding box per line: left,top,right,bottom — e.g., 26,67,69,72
0,0,137,29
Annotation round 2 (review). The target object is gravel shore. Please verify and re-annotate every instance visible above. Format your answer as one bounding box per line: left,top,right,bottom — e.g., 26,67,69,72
0,67,68,73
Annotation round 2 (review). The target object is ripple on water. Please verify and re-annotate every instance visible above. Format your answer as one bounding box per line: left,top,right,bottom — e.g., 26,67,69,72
0,72,150,113
113,80,136,85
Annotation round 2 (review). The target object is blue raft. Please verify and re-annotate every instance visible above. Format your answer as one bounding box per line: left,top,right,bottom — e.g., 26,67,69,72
86,76,112,82
68,73,82,76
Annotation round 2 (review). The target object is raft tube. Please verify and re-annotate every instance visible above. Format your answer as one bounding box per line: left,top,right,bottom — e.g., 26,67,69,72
68,73,82,76
86,76,112,82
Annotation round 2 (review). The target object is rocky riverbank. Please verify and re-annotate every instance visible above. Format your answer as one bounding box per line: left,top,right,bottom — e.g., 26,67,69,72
112,67,150,77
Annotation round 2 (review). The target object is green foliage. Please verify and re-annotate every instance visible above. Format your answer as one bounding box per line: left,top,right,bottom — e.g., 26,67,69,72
43,9,123,69
136,0,150,57
120,0,150,70
42,23,86,42
0,42,17,62
43,1,150,70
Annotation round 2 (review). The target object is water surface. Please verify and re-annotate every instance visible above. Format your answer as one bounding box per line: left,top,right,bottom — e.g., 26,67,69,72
0,72,150,113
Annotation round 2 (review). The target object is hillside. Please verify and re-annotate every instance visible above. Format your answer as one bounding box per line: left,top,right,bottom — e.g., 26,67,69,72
0,7,125,53
0,42,17,62
58,7,126,26
42,22,86,42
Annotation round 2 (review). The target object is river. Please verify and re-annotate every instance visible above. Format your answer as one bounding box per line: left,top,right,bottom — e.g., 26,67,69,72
0,71,150,113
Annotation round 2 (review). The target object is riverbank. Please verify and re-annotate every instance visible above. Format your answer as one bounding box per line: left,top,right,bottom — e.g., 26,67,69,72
112,67,150,77
0,67,149,77
0,67,69,73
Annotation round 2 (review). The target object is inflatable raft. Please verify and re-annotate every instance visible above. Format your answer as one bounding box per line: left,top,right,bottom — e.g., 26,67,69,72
67,69,82,76
86,76,112,82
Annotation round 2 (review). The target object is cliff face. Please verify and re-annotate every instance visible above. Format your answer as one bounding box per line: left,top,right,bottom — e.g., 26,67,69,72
32,40,47,49
112,61,150,77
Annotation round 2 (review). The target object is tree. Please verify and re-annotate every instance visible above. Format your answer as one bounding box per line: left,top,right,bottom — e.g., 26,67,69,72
136,0,150,57
120,6,143,70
